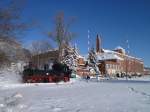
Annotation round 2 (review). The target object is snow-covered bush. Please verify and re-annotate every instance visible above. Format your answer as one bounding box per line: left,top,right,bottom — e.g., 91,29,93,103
62,45,78,71
0,68,22,85
88,47,101,76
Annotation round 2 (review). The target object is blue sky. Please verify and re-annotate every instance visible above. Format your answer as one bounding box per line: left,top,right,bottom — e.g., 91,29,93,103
6,0,150,66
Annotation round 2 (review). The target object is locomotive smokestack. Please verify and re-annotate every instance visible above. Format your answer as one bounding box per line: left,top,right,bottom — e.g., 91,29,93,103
96,34,101,53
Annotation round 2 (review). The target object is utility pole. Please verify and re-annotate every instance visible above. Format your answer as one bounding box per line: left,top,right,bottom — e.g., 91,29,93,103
88,30,90,53
125,40,130,80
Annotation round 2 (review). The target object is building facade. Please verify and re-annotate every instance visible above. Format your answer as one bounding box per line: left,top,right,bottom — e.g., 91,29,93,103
97,49,144,76
96,35,144,76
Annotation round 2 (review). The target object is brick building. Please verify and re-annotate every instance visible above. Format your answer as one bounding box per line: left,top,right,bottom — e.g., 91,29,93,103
144,67,150,75
96,35,144,77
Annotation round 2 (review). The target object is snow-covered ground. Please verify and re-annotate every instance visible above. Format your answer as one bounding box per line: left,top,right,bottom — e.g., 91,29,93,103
0,70,22,85
0,73,150,112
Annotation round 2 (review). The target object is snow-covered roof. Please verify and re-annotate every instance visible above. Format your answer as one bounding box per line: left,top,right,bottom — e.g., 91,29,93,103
102,49,115,53
99,49,143,62
97,52,124,61
115,46,126,54
77,55,88,61
115,46,125,50
77,55,84,58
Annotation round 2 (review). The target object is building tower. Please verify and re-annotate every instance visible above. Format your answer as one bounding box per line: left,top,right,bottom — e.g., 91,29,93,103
96,34,101,53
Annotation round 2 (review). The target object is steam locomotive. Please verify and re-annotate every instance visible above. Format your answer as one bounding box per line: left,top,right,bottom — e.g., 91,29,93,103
22,62,72,83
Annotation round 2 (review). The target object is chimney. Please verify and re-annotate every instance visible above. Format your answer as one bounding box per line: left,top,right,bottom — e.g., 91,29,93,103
96,34,101,53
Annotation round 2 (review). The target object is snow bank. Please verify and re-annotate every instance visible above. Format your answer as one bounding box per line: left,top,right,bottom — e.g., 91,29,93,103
0,69,22,85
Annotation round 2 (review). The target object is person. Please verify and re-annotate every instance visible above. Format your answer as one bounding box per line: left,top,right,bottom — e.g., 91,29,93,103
44,64,49,71
85,61,88,67
86,75,90,82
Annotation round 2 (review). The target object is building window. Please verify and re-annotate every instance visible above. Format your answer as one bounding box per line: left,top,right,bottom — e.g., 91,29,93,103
110,64,112,69
113,64,115,69
106,64,110,69
106,64,108,69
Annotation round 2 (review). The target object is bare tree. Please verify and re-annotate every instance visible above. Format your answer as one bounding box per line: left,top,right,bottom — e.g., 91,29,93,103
0,0,28,42
29,40,52,68
30,40,52,55
0,50,10,67
0,0,32,66
48,12,76,62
